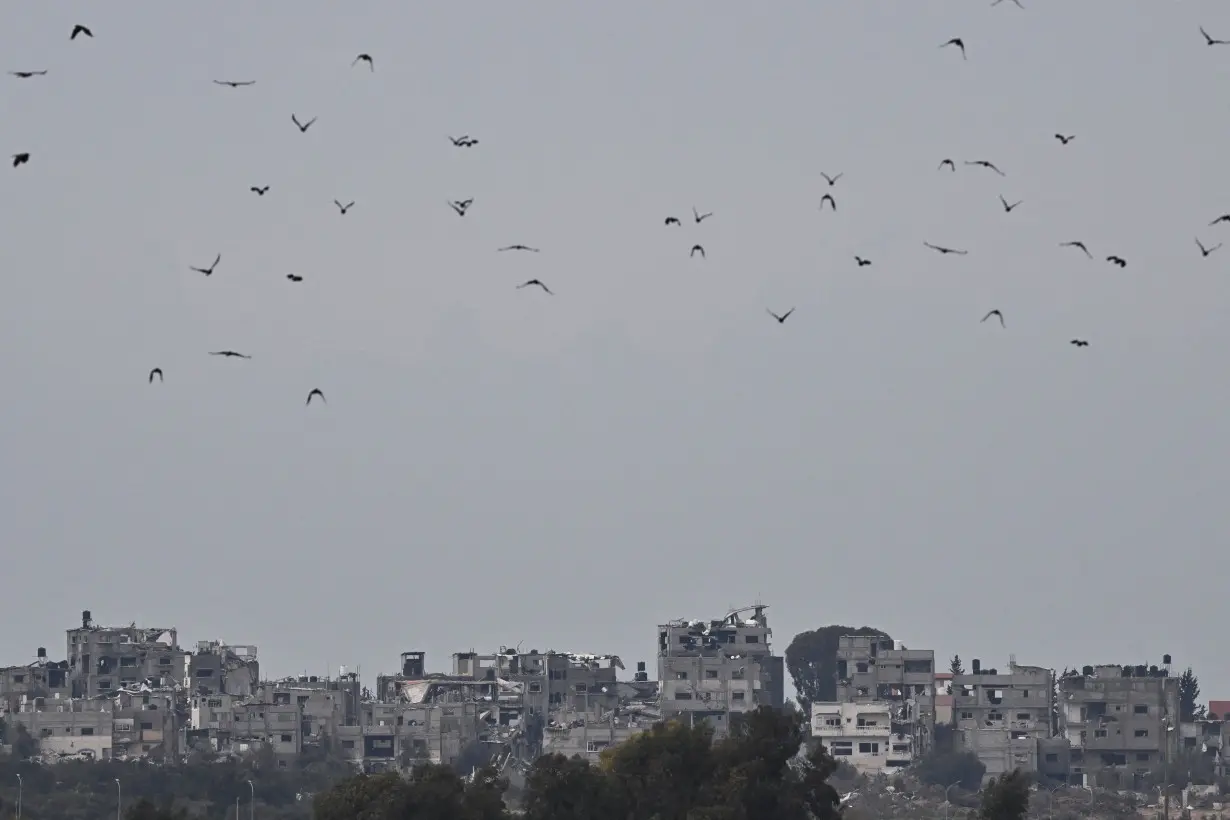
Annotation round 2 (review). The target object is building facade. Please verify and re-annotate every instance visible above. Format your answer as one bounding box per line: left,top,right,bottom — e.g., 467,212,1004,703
952,659,1054,780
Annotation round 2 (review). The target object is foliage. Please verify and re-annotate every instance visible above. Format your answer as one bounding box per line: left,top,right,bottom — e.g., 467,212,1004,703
949,655,964,676
311,764,508,820
980,769,1031,820
126,798,191,820
914,750,986,791
1179,668,1205,721
785,625,890,712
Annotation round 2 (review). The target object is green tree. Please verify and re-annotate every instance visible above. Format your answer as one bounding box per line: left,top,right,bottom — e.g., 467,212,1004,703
126,798,190,820
524,753,623,820
980,769,1031,820
785,626,890,712
915,750,986,791
602,719,715,820
950,655,964,675
1179,667,1204,721
10,724,36,760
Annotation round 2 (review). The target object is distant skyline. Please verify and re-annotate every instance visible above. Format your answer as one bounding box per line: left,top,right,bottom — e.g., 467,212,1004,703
3,2,1229,701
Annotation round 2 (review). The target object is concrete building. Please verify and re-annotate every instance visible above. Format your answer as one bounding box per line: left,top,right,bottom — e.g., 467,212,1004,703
66,610,187,698
810,701,913,774
0,648,70,710
952,659,1053,780
835,635,936,756
188,641,259,697
8,698,114,761
1059,663,1180,788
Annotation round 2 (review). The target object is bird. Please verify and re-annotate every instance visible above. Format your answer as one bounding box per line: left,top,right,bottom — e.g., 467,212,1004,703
210,350,251,359
819,194,836,211
352,53,374,71
690,245,706,259
291,114,317,133
11,153,29,167
767,308,795,324
9,70,47,79
250,186,269,196
448,135,478,147
981,309,1005,328
923,242,967,255
999,195,1023,212
306,388,326,405
664,217,681,226
1060,241,1093,258
70,25,92,40
821,172,843,187
1070,339,1090,347
1196,237,1222,257
992,0,1024,7
448,199,473,216
940,38,966,59
148,368,163,384
693,207,713,224
499,245,540,253
1055,134,1075,145
1209,215,1230,226
286,274,303,282
938,159,956,171
334,200,355,215
965,160,1005,176
854,256,872,267
1106,255,1126,268
517,279,552,295
213,80,255,88
1201,26,1229,46
190,253,221,276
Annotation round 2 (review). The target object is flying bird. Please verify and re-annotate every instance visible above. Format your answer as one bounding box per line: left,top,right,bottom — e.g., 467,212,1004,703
1060,241,1093,258
981,309,1005,328
1196,237,1222,257
854,256,872,267
1201,26,1229,46
1055,133,1075,144
9,70,47,78
517,279,553,295
352,53,374,71
664,217,681,226
148,368,163,384
819,194,836,211
767,308,795,324
965,160,1005,176
940,38,966,59
11,152,29,167
250,185,269,195
999,195,1022,212
448,135,478,147
1209,214,1230,226
938,158,956,171
291,114,317,133
821,172,843,187
209,350,251,359
499,245,540,253
448,199,473,216
306,388,326,405
334,199,355,215
1070,339,1090,347
213,80,255,88
923,242,967,255
693,207,713,223
190,253,221,276
286,274,303,282
1106,255,1126,268
690,244,706,259
70,25,92,40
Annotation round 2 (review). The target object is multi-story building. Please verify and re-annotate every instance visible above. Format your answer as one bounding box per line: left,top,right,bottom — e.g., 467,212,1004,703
187,641,259,697
810,701,912,774
0,647,70,710
952,659,1053,780
7,698,114,760
835,635,936,756
1059,663,1180,788
66,610,188,698
657,605,785,736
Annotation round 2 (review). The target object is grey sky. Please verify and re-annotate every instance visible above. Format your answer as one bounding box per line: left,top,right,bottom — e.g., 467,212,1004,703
3,2,1229,697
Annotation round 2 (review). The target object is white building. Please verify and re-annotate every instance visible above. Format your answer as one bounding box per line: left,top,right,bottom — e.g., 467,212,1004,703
810,701,914,774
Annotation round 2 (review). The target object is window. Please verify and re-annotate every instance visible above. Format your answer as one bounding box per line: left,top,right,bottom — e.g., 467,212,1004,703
1134,704,1148,714
298,695,309,706
159,657,171,666
140,721,154,730
12,674,24,684
97,680,112,690
745,635,759,643
732,692,745,701
856,663,869,674
1045,753,1058,762
280,734,292,742
961,711,973,719
1137,753,1151,761
705,670,719,679
528,682,542,693
987,711,1004,722
120,657,137,667
1016,713,1031,721
1094,730,1107,738
1134,729,1149,738
587,741,610,753
574,683,587,693
824,717,840,727
858,742,879,754
857,717,878,727
342,740,355,749
675,671,688,680
831,742,852,756
892,744,910,753
674,691,693,700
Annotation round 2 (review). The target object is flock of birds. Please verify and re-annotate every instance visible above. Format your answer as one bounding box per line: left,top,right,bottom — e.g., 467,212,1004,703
10,14,1230,406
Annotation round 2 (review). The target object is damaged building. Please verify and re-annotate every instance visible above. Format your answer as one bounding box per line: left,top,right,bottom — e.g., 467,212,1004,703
1058,662,1180,788
66,610,187,698
0,647,70,710
951,658,1055,781
657,605,785,737
188,641,259,698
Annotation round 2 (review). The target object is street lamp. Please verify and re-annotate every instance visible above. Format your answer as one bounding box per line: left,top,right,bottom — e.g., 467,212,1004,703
16,773,22,820
115,778,122,820
246,779,255,820
945,780,961,820
1047,784,1065,820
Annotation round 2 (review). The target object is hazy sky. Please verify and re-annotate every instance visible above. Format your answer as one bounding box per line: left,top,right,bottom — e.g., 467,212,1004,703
4,2,1230,699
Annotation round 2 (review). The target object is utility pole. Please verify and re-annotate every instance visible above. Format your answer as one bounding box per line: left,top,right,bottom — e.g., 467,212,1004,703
115,778,122,820
246,779,255,820
16,773,22,820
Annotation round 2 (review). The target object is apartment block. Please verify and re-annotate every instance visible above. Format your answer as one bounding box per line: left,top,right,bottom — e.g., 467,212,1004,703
66,610,188,698
835,635,936,756
951,659,1053,780
188,641,259,697
811,701,913,774
1059,663,1180,788
657,605,785,737
0,647,70,710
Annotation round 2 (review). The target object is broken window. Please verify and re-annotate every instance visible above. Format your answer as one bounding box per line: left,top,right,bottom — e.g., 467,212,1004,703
732,692,745,701
274,692,290,705
857,717,878,727
855,662,869,674
1137,752,1150,761
987,689,1004,705
1045,753,1058,763
675,671,688,680
1134,704,1148,714
528,682,542,693
830,742,852,756
1011,731,1028,740
1016,713,1031,721
745,635,759,643
120,657,137,667
97,679,112,691
196,668,214,677
893,744,910,753
140,721,153,730
705,670,719,679
12,674,23,684
1134,729,1148,738
987,711,1004,722
575,683,587,694
674,691,693,700
903,660,931,674
1086,702,1107,717
1094,729,1107,738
